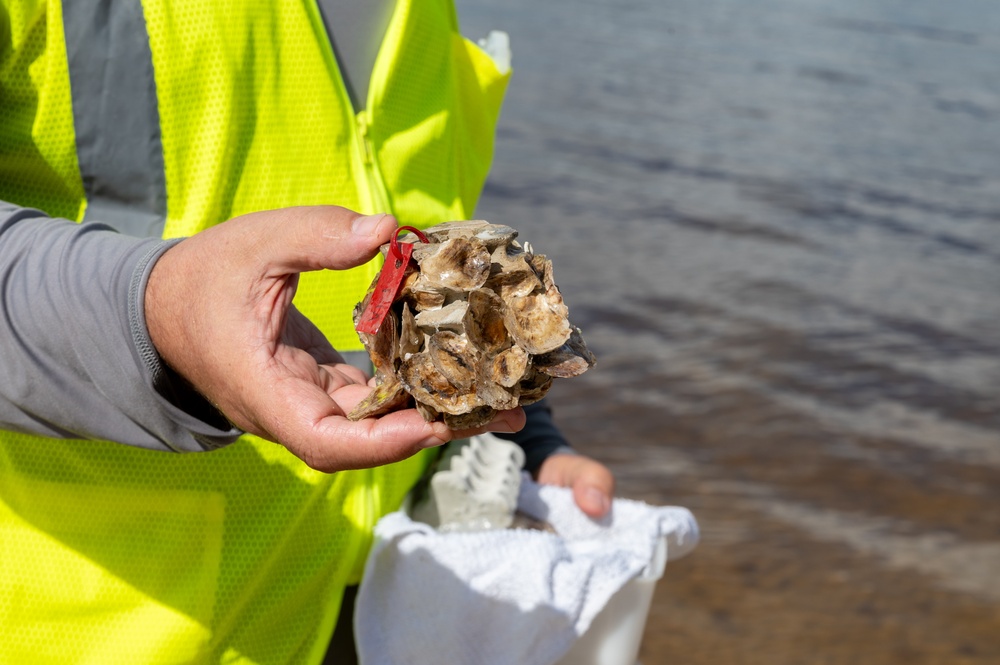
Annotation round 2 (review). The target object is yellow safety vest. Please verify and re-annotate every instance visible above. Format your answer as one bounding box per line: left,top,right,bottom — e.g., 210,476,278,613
0,1,508,663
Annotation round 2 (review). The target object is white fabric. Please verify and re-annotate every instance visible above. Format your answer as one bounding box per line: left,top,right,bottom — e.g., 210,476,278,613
355,476,699,665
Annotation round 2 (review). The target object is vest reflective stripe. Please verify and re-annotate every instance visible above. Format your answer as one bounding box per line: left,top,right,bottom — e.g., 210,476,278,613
0,1,509,662
62,0,167,236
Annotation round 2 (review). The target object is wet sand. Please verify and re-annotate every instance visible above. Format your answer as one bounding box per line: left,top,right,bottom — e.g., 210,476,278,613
457,0,1000,662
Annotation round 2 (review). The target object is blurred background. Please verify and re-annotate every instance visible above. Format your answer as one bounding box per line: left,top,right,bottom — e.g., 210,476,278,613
456,0,1000,663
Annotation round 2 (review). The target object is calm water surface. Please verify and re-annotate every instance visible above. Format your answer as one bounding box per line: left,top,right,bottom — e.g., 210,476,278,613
456,1,1000,662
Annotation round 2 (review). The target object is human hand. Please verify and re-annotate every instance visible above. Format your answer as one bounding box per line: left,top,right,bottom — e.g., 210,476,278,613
145,206,525,471
536,451,615,518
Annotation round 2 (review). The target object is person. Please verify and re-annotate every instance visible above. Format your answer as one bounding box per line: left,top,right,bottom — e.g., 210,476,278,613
0,1,614,663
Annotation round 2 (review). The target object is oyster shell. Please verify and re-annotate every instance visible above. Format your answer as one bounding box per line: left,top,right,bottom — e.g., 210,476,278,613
348,220,595,428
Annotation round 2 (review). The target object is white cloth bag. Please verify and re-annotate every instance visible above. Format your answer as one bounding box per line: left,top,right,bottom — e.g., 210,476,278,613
355,477,698,665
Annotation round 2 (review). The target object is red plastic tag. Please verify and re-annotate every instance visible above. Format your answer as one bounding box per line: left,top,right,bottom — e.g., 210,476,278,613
355,226,429,335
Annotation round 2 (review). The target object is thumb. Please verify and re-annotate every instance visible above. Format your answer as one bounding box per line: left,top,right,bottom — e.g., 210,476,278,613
571,461,615,519
251,207,398,274
538,453,616,519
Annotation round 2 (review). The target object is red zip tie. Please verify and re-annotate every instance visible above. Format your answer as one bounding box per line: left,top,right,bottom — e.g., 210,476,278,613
355,226,430,335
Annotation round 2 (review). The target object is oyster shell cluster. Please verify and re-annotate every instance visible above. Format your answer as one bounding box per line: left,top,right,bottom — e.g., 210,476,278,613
348,220,595,429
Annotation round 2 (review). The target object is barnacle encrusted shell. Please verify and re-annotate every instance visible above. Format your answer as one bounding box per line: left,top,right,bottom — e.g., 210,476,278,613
349,220,595,428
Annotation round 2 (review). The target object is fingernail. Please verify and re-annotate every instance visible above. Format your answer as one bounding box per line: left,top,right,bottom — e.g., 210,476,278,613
419,432,449,449
490,408,525,434
352,213,388,237
489,418,519,434
585,487,610,515
419,424,452,449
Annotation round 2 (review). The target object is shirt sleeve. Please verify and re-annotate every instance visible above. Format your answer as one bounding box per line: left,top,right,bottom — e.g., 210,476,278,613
0,201,242,451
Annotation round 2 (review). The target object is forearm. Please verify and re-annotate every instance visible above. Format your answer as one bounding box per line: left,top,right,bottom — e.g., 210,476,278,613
0,202,240,450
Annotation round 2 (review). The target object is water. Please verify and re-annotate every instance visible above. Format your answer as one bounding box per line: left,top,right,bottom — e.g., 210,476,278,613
456,1,1000,662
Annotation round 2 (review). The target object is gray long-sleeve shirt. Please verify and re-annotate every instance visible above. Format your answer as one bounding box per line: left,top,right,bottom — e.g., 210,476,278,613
0,203,569,468
0,202,240,450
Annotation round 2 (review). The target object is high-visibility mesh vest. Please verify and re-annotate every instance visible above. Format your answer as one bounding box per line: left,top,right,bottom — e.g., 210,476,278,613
0,0,508,662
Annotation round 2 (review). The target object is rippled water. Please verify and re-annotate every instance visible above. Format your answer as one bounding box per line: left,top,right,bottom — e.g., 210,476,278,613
457,0,1000,662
